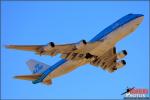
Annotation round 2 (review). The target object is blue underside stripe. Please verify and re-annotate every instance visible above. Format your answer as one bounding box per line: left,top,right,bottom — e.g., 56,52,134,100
32,59,67,84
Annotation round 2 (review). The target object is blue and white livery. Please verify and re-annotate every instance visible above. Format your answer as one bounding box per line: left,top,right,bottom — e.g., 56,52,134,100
6,14,144,85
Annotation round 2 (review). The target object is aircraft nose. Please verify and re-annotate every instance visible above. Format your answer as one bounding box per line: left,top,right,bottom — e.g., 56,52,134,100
135,14,144,24
136,14,144,25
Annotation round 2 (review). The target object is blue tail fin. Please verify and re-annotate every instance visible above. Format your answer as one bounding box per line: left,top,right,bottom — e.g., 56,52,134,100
26,59,50,74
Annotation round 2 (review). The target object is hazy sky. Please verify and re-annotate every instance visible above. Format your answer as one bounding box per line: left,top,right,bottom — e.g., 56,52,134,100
1,1,149,99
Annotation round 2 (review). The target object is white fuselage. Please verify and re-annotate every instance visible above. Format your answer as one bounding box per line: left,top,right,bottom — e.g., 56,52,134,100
43,16,144,81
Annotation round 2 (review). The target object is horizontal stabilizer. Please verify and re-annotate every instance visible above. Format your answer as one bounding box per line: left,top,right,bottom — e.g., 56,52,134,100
14,74,42,81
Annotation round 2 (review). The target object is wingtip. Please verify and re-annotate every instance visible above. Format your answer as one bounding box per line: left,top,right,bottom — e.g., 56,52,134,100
5,45,10,48
13,75,22,79
13,76,18,79
5,45,15,49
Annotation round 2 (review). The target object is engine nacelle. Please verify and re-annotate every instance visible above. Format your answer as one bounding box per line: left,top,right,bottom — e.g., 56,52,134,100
43,42,55,51
116,60,126,69
76,40,87,49
48,42,55,47
117,50,127,59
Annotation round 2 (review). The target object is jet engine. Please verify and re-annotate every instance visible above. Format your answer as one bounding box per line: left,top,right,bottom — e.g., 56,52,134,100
76,40,87,49
43,42,55,51
116,60,126,68
48,42,55,47
117,50,127,59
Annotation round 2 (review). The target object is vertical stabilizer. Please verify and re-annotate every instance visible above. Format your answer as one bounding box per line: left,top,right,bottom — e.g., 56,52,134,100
26,59,50,74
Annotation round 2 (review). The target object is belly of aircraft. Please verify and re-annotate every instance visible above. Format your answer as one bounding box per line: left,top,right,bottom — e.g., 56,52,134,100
44,59,87,80
43,16,143,81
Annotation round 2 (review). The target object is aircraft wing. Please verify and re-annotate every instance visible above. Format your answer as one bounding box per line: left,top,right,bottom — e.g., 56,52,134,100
5,41,100,56
5,44,75,56
90,47,127,72
5,45,43,51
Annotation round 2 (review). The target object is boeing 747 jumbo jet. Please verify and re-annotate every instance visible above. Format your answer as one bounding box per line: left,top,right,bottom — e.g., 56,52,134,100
6,14,144,85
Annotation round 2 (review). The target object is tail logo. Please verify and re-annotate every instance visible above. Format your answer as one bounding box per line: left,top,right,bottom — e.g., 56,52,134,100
33,64,43,74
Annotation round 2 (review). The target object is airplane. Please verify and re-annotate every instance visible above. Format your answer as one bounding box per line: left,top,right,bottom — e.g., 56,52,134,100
6,13,144,85
121,87,135,95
